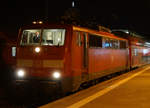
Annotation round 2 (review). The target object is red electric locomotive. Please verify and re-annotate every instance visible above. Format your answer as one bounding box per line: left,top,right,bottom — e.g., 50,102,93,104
13,23,150,98
13,23,130,96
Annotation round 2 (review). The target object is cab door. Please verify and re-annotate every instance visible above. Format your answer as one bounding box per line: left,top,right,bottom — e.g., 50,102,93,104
71,31,89,90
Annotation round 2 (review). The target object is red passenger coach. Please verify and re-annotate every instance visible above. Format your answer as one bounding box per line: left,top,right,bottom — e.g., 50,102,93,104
112,30,150,68
129,36,146,68
14,23,129,95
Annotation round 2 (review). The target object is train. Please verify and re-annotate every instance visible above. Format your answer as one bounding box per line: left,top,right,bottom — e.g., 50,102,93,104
8,23,150,102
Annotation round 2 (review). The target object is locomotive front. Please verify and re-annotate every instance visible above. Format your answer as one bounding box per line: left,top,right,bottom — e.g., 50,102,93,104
12,25,71,100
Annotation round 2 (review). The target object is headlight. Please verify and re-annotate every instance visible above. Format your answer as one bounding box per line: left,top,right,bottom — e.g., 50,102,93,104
52,72,61,79
35,47,40,53
17,69,25,77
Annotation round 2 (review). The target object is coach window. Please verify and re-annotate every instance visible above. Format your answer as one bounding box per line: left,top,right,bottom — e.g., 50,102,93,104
120,40,126,49
89,34,102,48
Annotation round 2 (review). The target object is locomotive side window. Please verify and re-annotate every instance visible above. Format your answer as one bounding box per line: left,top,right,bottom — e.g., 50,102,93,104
76,32,81,46
89,34,102,48
12,46,16,57
120,40,127,49
103,38,110,48
109,39,113,48
103,38,119,49
42,29,65,46
20,29,41,45
111,39,119,49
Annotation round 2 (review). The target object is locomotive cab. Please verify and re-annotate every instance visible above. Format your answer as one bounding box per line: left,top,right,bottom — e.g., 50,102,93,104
16,28,66,78
14,24,73,97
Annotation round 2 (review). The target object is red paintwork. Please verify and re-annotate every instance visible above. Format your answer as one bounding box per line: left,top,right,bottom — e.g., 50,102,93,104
15,24,150,81
128,36,150,67
70,26,129,77
88,49,128,74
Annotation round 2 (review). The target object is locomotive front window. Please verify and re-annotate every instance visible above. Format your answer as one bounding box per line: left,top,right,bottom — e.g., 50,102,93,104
20,29,41,45
42,29,66,46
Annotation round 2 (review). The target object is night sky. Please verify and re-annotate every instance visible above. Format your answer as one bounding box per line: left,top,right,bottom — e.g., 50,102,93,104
0,0,150,38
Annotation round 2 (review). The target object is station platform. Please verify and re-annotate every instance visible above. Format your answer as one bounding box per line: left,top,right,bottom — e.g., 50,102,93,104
39,65,150,108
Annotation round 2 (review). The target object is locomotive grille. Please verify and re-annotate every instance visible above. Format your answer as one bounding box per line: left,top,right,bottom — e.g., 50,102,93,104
43,60,64,68
17,59,33,67
17,59,64,68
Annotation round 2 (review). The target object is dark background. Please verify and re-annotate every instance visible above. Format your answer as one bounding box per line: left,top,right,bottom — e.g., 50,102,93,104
0,0,150,38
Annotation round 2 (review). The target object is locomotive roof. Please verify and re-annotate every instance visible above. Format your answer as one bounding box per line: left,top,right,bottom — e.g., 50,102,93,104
111,29,144,38
73,26,127,41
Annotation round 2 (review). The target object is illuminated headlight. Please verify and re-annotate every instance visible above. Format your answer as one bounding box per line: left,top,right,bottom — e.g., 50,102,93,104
38,21,43,24
52,72,61,79
35,47,40,53
17,69,25,77
32,21,37,24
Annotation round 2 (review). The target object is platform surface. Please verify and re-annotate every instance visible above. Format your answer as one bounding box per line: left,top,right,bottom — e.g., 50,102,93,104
39,65,150,108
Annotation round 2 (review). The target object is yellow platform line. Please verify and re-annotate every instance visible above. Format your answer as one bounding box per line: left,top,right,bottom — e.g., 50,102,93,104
67,67,150,108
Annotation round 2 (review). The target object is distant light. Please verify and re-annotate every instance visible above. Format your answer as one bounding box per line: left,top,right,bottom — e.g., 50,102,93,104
32,21,37,24
136,43,142,45
145,42,150,45
72,1,75,7
125,31,129,34
143,49,148,54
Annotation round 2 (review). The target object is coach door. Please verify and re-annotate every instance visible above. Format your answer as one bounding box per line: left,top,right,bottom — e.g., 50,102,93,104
81,32,89,81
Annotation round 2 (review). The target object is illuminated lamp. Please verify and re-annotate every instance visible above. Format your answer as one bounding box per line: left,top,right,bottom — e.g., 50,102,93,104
35,47,40,53
38,21,43,24
32,21,37,24
52,72,61,79
17,69,25,77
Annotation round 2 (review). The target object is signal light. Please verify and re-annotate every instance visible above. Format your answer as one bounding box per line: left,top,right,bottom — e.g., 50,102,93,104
32,21,43,24
32,21,37,24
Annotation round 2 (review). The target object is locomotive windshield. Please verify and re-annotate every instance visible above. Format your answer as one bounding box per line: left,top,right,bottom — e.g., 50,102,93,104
20,29,41,45
42,29,65,46
20,29,66,46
